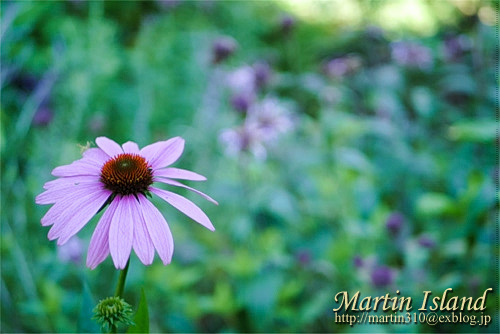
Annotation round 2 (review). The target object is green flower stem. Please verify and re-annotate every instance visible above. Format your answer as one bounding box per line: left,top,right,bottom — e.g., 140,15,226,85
114,259,130,298
108,259,130,333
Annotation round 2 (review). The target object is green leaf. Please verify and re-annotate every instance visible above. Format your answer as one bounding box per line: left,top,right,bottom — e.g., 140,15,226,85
212,281,236,315
448,120,497,142
77,282,100,333
416,193,454,217
127,288,149,333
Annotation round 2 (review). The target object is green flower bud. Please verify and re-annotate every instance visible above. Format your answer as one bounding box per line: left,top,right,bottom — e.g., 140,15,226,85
93,296,134,331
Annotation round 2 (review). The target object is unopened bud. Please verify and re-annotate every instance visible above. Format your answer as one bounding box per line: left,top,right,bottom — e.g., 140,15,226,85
93,296,134,331
212,36,238,64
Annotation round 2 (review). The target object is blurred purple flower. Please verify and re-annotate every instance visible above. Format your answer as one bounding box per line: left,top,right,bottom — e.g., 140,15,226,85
468,276,481,292
212,36,238,64
280,14,296,35
226,61,273,97
353,255,363,268
157,0,181,10
370,265,394,287
391,41,433,69
442,34,471,62
57,236,83,264
253,61,272,89
230,93,254,114
219,124,267,160
227,65,256,97
32,106,54,127
295,249,311,266
246,96,294,141
386,212,404,236
88,114,106,134
221,97,294,160
323,55,361,78
418,235,436,249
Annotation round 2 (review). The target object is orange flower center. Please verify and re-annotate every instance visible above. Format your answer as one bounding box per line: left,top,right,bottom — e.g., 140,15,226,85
100,153,153,196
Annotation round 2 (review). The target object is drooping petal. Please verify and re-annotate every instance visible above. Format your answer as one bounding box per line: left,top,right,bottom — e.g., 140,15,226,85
96,137,123,157
122,141,140,154
40,183,107,226
86,198,118,269
37,181,102,204
130,197,155,265
139,137,184,169
52,160,101,177
108,196,134,269
82,148,110,167
47,189,111,243
41,194,84,226
55,190,111,245
154,167,206,181
42,175,100,190
151,187,215,231
137,194,174,265
154,178,218,205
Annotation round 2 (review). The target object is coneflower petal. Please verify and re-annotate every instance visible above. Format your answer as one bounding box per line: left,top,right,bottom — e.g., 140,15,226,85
151,187,215,231
37,180,101,204
96,137,123,157
138,194,174,265
140,137,184,169
130,197,155,265
154,167,207,181
108,196,134,269
40,184,107,225
52,160,101,177
87,199,118,269
42,175,100,191
46,189,110,243
83,148,110,166
122,141,140,154
154,178,218,205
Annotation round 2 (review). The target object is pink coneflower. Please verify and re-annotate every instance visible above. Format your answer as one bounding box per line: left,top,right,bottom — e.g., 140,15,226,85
36,137,217,270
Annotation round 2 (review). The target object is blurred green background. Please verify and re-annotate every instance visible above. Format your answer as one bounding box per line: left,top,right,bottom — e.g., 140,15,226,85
1,0,498,332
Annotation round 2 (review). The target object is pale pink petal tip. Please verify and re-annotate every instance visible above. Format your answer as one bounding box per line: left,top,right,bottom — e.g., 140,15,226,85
138,194,174,265
151,187,215,231
155,178,219,205
154,167,207,181
95,136,123,157
83,148,110,166
122,141,140,154
140,137,185,169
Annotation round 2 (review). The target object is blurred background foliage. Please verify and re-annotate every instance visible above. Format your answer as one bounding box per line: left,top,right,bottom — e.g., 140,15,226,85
1,0,498,332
